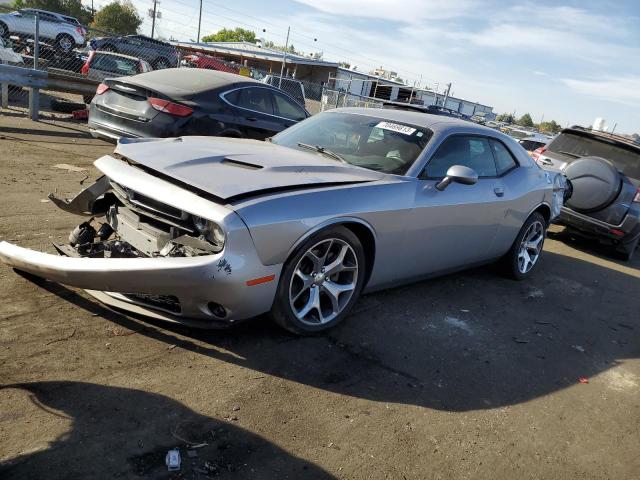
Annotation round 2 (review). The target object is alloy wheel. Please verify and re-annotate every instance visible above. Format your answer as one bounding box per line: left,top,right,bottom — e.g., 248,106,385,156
59,36,73,52
289,238,359,326
517,220,544,273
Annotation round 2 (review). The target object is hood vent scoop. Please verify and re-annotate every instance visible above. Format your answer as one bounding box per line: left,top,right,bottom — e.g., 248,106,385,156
221,158,263,170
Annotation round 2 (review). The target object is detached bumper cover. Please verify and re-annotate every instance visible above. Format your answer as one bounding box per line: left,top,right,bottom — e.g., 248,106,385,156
0,241,281,325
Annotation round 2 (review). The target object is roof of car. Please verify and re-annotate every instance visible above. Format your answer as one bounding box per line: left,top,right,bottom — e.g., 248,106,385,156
92,50,143,62
120,68,262,98
331,107,505,136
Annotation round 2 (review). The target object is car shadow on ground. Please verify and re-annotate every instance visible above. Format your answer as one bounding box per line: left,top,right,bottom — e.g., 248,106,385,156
0,381,334,479
548,226,637,263
19,247,640,416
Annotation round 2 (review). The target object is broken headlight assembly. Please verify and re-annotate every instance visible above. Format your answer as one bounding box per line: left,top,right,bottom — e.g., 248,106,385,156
192,216,226,251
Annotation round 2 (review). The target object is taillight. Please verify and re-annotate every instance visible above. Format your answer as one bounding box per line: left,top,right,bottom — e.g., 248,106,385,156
76,26,83,36
532,146,547,161
96,83,109,95
633,187,640,203
148,97,193,117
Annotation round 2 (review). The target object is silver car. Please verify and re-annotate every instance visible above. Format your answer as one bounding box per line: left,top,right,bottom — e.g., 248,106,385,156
0,9,86,53
0,108,568,334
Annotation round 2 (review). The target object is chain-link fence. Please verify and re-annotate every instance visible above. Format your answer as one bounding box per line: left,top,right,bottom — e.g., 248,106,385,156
0,4,386,118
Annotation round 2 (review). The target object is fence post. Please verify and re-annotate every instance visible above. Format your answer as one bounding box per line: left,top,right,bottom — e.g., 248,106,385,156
1,60,8,109
29,12,40,121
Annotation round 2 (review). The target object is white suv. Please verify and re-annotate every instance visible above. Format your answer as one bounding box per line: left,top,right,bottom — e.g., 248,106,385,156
0,8,86,53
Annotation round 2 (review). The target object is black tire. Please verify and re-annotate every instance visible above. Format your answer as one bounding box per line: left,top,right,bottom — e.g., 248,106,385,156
153,57,170,70
0,22,8,40
500,212,547,280
55,34,75,54
616,236,639,262
271,226,367,335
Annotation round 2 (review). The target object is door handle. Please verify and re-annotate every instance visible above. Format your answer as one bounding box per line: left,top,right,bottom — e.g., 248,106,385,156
494,187,504,197
245,117,257,122
540,158,552,165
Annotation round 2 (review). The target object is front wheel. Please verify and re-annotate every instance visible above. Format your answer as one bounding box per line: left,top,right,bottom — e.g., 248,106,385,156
271,226,366,335
0,22,9,40
500,212,547,280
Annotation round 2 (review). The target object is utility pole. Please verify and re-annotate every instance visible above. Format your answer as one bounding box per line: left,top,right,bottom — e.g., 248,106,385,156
278,26,290,88
151,0,158,38
197,0,202,42
442,82,451,107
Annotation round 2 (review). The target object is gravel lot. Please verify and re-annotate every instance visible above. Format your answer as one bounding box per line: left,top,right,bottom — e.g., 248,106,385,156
1,109,639,480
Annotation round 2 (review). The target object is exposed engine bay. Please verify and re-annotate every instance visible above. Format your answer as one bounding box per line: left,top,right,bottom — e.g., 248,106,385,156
49,175,225,259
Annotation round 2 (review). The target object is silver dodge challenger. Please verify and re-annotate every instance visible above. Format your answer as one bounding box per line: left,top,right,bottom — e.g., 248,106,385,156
0,108,567,334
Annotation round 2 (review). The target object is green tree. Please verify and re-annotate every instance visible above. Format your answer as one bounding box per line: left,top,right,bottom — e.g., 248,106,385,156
496,113,514,123
516,113,534,127
263,39,300,55
13,0,93,24
201,27,255,43
538,120,561,134
89,0,141,35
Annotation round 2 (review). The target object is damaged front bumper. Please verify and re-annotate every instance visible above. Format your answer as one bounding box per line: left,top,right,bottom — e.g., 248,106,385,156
0,155,281,328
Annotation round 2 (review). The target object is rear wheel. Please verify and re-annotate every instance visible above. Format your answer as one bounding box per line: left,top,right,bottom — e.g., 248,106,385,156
153,57,170,70
271,226,366,335
55,34,74,54
501,212,546,280
617,236,639,262
0,22,8,40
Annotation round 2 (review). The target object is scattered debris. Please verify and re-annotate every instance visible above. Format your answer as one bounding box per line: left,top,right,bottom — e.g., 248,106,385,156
167,344,177,350
572,345,585,353
80,174,89,185
165,448,181,471
231,405,240,411
53,163,88,173
44,327,76,345
72,109,89,120
512,337,529,344
578,376,589,384
190,442,208,449
534,320,554,327
444,316,473,334
527,288,544,299
460,309,470,313
40,199,50,203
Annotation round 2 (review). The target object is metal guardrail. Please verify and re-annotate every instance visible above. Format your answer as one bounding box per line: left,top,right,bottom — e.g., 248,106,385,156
0,63,98,119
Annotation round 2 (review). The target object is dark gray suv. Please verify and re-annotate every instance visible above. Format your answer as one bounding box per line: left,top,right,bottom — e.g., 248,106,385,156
534,126,640,260
89,35,179,70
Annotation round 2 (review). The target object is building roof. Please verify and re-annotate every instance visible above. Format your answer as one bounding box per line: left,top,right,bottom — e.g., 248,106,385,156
172,41,340,68
336,66,405,86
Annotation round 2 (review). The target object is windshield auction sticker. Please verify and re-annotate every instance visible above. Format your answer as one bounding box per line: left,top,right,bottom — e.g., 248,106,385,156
375,121,416,135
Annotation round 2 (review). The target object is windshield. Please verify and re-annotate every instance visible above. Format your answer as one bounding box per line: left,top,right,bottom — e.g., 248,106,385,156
272,112,432,174
547,132,640,179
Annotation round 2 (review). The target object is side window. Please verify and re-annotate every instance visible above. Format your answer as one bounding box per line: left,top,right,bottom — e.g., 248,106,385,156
233,88,275,115
272,91,306,120
489,139,518,175
424,136,497,178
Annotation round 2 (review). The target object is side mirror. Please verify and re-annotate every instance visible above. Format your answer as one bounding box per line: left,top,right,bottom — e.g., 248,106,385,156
435,165,478,191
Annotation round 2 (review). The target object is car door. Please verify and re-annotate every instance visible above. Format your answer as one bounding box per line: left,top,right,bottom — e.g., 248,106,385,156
222,87,286,140
36,11,58,41
405,134,508,276
272,90,308,127
13,10,35,36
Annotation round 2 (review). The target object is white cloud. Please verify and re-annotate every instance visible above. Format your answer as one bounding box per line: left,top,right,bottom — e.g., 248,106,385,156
292,0,481,22
561,76,640,106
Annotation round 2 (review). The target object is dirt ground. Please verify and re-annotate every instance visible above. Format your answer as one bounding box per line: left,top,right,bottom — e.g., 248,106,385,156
0,108,639,480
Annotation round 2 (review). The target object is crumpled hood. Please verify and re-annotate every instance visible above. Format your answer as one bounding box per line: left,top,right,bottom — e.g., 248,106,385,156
111,137,384,201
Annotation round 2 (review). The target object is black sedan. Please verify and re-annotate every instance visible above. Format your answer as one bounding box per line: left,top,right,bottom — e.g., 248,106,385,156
88,69,310,141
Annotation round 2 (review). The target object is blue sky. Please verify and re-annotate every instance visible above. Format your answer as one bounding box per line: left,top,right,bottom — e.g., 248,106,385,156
88,0,640,133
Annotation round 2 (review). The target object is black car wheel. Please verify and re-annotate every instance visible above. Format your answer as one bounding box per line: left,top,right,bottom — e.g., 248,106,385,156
153,57,170,70
617,236,639,262
501,212,547,280
0,22,8,39
271,226,366,335
55,34,75,54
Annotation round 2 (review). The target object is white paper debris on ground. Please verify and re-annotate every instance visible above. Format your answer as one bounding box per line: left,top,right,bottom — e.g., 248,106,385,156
527,288,545,299
53,164,88,172
166,448,181,471
571,345,585,353
444,316,474,334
